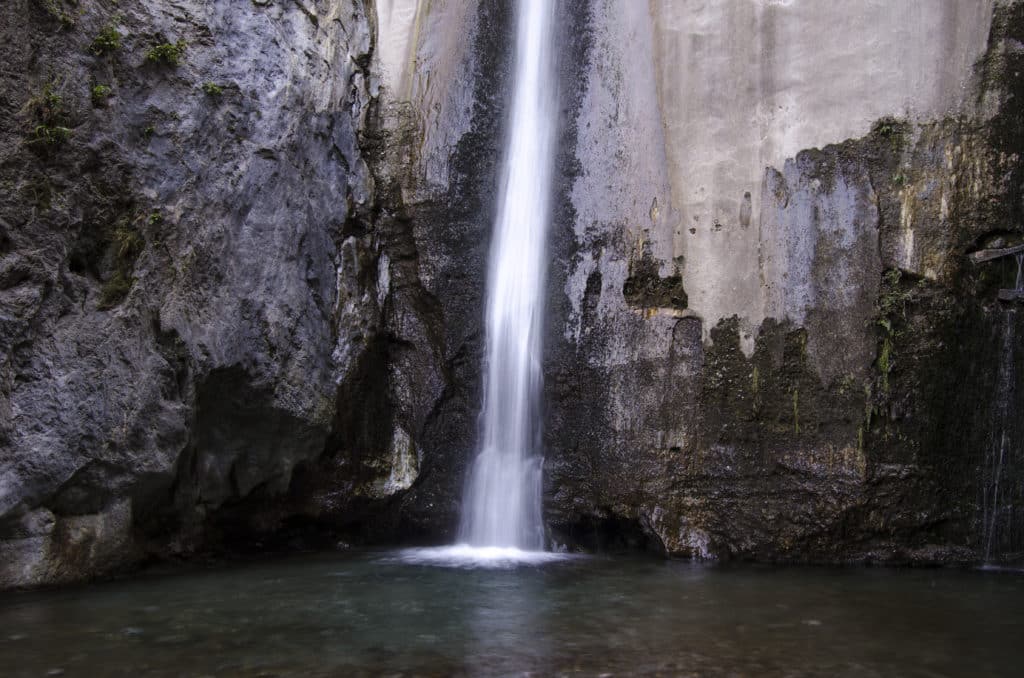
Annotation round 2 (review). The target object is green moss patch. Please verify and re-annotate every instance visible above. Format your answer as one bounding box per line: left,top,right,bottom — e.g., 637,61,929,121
90,24,121,55
23,82,73,148
98,217,145,309
90,84,112,107
145,40,187,66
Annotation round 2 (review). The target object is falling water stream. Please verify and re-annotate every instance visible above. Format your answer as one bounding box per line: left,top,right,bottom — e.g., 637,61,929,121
395,0,560,567
980,253,1024,561
457,0,557,552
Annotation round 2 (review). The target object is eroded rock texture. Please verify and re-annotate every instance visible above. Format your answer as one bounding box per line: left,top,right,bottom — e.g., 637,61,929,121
0,0,384,587
542,0,1024,562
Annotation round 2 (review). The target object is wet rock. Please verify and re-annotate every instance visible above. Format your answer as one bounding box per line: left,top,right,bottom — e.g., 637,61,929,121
541,0,1024,564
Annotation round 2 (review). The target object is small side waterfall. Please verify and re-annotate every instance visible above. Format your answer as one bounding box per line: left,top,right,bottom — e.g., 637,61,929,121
978,311,1019,565
982,318,1014,562
457,0,558,551
980,253,1024,563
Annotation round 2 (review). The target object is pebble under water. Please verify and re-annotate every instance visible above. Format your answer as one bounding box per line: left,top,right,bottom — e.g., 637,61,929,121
1,551,1022,677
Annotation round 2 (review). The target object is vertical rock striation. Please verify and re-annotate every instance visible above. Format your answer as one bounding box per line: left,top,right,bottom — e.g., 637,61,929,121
542,0,1024,562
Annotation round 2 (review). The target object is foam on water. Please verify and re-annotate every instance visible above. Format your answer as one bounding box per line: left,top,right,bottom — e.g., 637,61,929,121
394,545,573,569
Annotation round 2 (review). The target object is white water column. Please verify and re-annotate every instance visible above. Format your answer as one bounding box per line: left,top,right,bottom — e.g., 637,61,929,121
458,0,558,550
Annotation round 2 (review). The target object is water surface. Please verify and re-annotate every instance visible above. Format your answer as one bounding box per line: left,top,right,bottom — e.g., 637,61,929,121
1,550,1022,676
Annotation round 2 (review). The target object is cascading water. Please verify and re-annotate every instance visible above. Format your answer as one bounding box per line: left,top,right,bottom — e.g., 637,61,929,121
397,0,567,568
457,0,558,552
981,310,1021,562
980,252,1024,563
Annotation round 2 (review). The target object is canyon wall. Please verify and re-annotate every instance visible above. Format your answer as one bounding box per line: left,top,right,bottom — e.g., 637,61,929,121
0,0,383,587
2,0,1023,587
543,0,1024,560
378,0,1024,561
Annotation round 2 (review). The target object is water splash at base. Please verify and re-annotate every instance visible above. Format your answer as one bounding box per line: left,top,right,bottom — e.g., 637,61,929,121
393,545,573,569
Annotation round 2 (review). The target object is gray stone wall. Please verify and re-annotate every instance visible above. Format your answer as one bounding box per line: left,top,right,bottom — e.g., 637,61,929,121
0,0,379,587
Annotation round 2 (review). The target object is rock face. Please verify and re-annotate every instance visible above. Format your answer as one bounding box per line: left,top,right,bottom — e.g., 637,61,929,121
542,0,1024,561
0,0,382,587
380,0,1024,563
2,0,1024,588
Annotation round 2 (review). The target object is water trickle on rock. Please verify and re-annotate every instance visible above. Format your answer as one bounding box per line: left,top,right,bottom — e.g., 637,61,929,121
981,305,1022,562
457,0,558,551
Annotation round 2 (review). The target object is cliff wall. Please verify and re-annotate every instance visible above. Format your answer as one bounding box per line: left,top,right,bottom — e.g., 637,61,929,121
3,0,1023,587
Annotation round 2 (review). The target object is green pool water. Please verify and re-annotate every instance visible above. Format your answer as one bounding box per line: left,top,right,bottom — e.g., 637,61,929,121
1,549,1022,676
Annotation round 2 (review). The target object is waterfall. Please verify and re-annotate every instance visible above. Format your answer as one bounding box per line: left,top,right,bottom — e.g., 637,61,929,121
982,316,1013,561
981,307,1023,562
457,0,558,551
